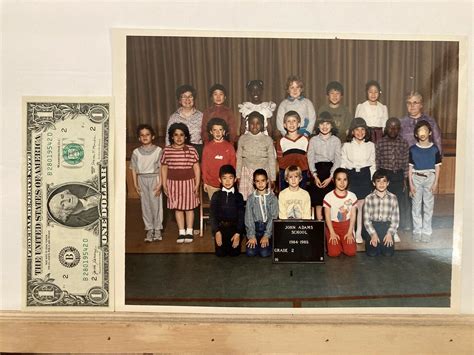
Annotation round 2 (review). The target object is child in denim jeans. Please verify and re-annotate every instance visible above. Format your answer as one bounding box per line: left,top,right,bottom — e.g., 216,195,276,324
245,169,279,257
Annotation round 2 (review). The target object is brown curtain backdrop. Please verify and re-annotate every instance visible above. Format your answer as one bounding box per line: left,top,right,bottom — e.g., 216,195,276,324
126,36,458,143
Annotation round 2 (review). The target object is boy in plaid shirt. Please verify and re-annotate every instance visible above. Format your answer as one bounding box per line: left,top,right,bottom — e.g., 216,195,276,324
363,169,399,256
375,117,410,238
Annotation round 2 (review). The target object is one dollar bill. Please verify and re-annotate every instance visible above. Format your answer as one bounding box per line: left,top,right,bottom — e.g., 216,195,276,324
24,97,113,309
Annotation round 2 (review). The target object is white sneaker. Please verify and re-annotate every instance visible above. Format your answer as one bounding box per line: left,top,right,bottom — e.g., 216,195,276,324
355,234,363,244
144,230,154,243
394,233,401,243
153,230,162,241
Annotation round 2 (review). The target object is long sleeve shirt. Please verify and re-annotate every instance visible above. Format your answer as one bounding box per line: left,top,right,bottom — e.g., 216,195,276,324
236,132,276,181
307,134,341,176
363,190,399,236
355,100,388,128
201,140,236,188
400,113,443,156
201,104,238,144
210,189,245,235
245,190,279,238
375,136,410,178
317,104,352,143
278,188,311,219
341,140,376,177
276,96,316,136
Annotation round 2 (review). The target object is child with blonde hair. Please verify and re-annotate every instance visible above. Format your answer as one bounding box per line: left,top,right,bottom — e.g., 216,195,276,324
278,165,311,220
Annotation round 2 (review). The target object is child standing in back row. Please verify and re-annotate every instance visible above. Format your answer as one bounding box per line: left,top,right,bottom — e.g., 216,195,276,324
276,75,316,138
355,80,388,144
236,111,276,200
408,120,442,243
130,124,163,242
317,81,353,143
239,79,276,137
201,83,238,144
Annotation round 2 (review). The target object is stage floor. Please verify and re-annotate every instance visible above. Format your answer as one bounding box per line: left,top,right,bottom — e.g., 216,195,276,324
124,195,455,308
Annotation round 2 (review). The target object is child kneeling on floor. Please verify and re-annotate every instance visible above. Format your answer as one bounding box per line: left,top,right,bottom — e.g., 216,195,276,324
323,168,357,257
363,169,399,256
278,165,312,219
210,164,245,257
245,169,279,257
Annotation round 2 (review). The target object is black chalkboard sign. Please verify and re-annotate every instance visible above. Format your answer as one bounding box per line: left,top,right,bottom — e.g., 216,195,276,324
272,219,325,263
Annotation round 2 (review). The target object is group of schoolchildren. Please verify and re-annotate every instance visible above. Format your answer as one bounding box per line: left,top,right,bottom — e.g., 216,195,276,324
130,76,442,259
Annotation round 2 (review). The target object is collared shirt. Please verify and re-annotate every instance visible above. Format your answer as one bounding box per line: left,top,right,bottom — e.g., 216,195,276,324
363,190,399,236
376,136,410,178
210,190,245,235
400,113,442,156
222,187,235,193
355,100,388,128
341,139,376,177
307,134,341,176
167,108,203,144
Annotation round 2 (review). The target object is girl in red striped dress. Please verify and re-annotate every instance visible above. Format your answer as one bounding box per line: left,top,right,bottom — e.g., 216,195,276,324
161,123,201,244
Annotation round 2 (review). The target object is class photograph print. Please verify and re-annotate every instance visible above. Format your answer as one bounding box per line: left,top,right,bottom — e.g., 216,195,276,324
116,31,461,310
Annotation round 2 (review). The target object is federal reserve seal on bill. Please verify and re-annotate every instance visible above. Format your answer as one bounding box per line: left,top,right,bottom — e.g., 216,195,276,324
23,97,113,309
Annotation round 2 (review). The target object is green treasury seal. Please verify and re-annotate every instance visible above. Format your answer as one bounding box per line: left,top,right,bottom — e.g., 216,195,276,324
63,143,84,165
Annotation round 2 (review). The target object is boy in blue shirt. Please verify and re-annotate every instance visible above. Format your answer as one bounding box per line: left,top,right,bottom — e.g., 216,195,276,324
408,120,442,242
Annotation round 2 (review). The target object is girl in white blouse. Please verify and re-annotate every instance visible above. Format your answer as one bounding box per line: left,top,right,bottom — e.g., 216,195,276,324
341,117,376,243
354,80,388,144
